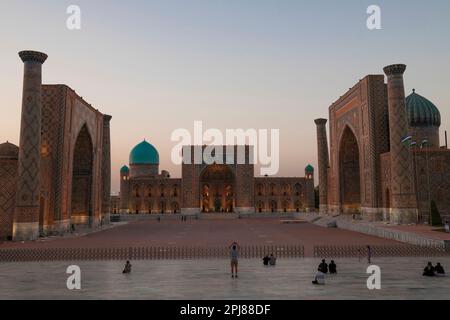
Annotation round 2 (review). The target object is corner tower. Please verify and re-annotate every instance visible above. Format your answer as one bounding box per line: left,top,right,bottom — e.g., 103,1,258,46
13,51,48,241
314,119,329,214
383,64,418,224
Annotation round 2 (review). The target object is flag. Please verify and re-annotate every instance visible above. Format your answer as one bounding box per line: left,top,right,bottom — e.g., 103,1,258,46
401,135,412,146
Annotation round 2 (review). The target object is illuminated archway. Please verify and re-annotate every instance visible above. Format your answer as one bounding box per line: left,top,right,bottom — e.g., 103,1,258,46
339,126,361,213
200,164,235,213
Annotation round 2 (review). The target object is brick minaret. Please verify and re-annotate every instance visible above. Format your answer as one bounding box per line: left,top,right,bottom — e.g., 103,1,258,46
101,115,112,224
383,64,418,224
13,51,48,241
119,166,130,213
314,119,330,214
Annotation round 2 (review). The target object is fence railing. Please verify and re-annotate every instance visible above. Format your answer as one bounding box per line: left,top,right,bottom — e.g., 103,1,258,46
2,244,448,262
313,244,449,258
0,245,304,263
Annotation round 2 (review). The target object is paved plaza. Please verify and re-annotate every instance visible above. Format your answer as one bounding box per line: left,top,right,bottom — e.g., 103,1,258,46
0,218,400,257
0,257,449,300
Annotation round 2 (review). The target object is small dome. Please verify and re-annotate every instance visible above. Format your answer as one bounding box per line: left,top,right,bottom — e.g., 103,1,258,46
406,90,441,127
305,164,314,172
129,140,159,165
0,141,19,160
120,165,129,174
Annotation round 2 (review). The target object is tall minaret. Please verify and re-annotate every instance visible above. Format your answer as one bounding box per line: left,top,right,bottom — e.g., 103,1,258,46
383,64,418,224
101,115,112,224
314,119,330,214
13,51,48,241
119,165,130,213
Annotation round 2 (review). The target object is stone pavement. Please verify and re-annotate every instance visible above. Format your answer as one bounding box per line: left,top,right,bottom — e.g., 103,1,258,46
0,218,399,257
0,257,449,300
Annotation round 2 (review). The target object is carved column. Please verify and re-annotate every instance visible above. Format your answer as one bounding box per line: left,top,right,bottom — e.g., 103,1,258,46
383,64,418,224
13,51,48,241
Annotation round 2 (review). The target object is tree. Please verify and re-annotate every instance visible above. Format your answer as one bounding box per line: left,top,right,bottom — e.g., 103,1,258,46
430,200,443,227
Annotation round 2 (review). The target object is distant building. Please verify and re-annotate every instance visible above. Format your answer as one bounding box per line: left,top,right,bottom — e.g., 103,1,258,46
117,144,315,214
315,64,450,224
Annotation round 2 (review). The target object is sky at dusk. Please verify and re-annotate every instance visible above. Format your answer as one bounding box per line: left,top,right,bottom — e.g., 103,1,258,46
1,0,449,194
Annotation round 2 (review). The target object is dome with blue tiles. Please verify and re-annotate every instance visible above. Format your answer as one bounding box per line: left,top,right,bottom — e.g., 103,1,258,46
129,140,159,165
406,89,441,127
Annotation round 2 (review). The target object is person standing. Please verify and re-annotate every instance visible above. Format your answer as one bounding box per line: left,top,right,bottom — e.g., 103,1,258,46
229,242,240,278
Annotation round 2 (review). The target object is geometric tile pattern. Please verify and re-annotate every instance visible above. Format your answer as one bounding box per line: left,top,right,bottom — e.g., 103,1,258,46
0,160,18,238
384,65,417,209
314,119,329,210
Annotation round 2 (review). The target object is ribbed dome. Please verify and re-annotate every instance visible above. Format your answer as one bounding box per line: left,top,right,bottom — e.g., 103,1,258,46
406,90,441,127
305,164,314,172
120,165,130,173
0,141,19,159
129,140,159,165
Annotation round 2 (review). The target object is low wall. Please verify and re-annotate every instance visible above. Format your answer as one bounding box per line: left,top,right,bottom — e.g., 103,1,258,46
111,212,296,222
295,212,449,248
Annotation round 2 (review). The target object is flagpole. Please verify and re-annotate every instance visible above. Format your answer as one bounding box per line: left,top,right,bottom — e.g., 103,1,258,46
422,140,432,225
426,146,432,225
411,142,420,224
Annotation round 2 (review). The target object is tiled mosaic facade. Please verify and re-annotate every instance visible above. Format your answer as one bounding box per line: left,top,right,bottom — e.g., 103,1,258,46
118,146,314,214
0,51,111,241
316,65,450,224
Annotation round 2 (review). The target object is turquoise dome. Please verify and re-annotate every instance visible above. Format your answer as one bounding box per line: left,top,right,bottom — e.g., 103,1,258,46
120,165,129,173
305,164,314,172
129,140,159,165
406,90,441,127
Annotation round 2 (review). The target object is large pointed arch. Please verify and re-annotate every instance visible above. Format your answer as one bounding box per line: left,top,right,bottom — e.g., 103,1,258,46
70,124,94,225
338,125,361,213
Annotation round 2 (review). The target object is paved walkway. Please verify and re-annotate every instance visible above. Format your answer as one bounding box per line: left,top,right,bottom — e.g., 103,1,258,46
0,218,399,257
1,257,448,300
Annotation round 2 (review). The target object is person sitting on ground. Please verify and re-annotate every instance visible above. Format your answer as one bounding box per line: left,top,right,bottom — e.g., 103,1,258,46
329,260,337,274
423,262,435,277
263,255,270,267
435,263,445,276
269,254,277,266
312,268,325,285
123,261,132,274
319,259,328,274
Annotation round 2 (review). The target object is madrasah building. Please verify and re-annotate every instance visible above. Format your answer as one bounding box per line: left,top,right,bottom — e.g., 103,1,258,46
112,144,315,215
315,64,450,225
0,51,111,241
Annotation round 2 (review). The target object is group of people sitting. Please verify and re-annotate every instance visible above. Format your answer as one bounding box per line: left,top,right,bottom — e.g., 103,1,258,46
262,254,277,267
312,259,337,285
423,262,445,277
